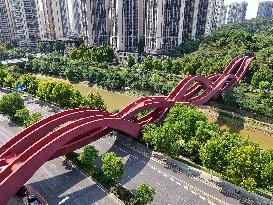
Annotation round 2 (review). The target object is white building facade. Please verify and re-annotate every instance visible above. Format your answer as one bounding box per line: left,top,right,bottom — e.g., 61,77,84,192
205,0,224,35
70,0,82,35
4,0,40,49
0,0,13,43
109,0,144,51
226,1,248,23
257,1,273,19
144,0,221,54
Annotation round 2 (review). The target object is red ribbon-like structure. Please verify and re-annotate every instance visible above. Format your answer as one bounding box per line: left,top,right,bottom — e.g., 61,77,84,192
0,56,254,204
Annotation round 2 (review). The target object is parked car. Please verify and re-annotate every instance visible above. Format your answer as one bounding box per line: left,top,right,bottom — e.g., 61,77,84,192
27,195,42,205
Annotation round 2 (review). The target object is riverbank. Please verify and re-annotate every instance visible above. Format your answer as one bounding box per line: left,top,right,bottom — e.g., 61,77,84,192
35,75,273,149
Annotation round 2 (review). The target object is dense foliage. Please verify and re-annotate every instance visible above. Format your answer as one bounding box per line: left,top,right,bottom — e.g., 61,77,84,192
25,50,174,95
0,64,106,110
133,184,156,205
0,42,25,60
141,104,273,193
102,152,125,182
0,92,41,127
78,145,99,168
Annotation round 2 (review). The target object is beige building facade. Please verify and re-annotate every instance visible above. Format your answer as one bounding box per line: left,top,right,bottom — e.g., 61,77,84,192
41,0,70,39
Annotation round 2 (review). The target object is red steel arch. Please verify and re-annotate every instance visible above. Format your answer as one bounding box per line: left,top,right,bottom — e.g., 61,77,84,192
0,55,255,204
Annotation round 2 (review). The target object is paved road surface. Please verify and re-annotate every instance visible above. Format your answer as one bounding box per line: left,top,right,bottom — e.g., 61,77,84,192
0,90,120,205
91,136,245,205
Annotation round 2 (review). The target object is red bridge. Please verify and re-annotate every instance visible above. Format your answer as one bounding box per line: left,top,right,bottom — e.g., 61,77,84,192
0,56,254,204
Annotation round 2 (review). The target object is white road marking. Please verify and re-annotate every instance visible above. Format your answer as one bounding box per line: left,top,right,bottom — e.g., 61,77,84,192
58,196,70,204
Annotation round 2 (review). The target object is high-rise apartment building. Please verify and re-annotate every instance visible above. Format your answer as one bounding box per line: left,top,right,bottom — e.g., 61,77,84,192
81,0,110,46
35,0,47,39
257,1,273,19
70,0,82,35
145,0,220,54
41,0,70,39
3,0,40,49
82,0,144,51
145,0,184,53
205,0,224,35
226,2,248,23
220,5,228,24
110,0,144,51
0,0,13,43
81,0,227,53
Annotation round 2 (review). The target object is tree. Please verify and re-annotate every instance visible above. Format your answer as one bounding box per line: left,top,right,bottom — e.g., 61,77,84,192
51,81,74,107
142,123,181,157
81,92,106,110
183,121,221,162
127,55,135,68
224,144,261,191
102,152,124,182
13,108,41,127
200,132,246,173
0,92,24,119
260,149,273,191
133,184,156,205
37,80,56,101
4,41,14,50
25,112,42,127
3,73,16,90
0,68,8,86
251,68,273,88
141,57,154,71
152,60,162,71
259,81,271,98
70,90,84,108
162,58,173,72
16,74,39,94
164,104,207,142
91,45,115,64
78,145,99,168
52,41,65,54
64,64,83,83
38,42,47,53
14,108,30,125
176,38,200,55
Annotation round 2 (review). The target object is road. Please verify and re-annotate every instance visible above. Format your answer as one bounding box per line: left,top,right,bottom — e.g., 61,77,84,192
91,136,246,205
0,89,120,205
1,89,244,205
